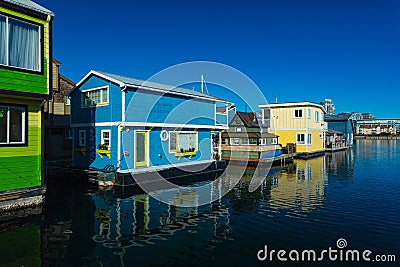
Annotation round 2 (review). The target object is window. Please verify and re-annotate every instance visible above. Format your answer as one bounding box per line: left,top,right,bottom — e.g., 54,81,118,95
294,109,303,118
307,133,312,145
65,129,73,140
315,111,319,122
307,108,311,119
320,112,324,122
271,138,278,145
169,131,198,152
78,130,86,146
236,127,242,132
259,138,266,145
297,133,312,145
296,133,305,145
82,86,109,106
231,138,240,145
0,14,41,71
101,130,111,148
0,105,26,144
249,138,258,145
65,96,71,106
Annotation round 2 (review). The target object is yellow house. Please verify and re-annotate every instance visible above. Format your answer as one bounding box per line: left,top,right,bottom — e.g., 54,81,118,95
259,102,326,158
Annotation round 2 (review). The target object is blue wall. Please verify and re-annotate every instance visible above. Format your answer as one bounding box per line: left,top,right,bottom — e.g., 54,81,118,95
70,76,122,125
125,89,215,125
327,120,354,145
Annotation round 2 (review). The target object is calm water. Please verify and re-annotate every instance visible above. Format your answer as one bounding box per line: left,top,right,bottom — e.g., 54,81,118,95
1,140,399,266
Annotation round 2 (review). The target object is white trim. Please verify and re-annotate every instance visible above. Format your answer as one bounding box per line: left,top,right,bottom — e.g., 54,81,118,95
122,90,126,122
293,108,304,118
78,130,86,146
71,121,228,130
81,85,109,93
118,159,215,174
296,132,306,145
214,102,217,126
0,15,42,72
71,70,233,104
260,102,326,113
100,129,111,147
75,70,125,89
268,127,325,131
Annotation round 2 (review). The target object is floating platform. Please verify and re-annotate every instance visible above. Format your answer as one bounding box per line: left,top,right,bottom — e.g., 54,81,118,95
296,150,326,159
224,153,296,167
0,186,46,216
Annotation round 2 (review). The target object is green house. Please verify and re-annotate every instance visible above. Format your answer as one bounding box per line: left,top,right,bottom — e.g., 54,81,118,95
0,0,53,211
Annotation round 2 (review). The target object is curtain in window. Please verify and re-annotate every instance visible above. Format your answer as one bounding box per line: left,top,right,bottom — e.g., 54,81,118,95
0,16,6,65
178,133,190,151
8,18,39,71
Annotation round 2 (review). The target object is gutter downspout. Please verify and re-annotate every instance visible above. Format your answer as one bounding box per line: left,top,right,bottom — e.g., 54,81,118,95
118,84,127,169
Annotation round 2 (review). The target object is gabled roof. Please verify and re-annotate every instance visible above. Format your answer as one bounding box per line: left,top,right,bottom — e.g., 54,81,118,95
69,70,233,104
234,112,259,128
3,0,54,16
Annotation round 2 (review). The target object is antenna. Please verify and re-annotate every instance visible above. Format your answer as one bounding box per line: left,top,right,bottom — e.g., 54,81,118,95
201,74,204,93
275,96,278,103
201,75,209,94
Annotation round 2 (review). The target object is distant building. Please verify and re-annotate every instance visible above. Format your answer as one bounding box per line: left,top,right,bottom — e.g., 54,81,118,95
325,113,356,146
355,119,400,135
320,99,336,115
259,102,327,158
43,59,75,162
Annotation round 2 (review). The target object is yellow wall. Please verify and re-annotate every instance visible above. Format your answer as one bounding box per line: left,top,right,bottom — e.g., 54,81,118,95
263,104,325,153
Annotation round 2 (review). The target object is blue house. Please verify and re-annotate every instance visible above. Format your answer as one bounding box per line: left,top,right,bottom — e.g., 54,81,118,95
68,70,233,176
325,113,356,147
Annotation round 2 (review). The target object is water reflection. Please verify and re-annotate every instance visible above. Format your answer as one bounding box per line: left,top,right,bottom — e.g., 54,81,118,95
0,149,367,266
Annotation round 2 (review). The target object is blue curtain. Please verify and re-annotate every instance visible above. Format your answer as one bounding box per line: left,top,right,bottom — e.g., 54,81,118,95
8,18,39,71
0,16,6,65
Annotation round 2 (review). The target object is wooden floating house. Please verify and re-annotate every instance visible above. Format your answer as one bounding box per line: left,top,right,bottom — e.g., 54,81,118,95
0,0,53,212
68,71,233,186
218,112,295,166
259,102,327,159
325,130,349,152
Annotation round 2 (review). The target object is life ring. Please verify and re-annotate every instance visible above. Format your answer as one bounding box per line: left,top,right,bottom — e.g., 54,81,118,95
160,130,169,142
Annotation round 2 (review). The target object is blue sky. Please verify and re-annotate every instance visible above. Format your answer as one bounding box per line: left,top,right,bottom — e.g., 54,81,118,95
36,0,400,117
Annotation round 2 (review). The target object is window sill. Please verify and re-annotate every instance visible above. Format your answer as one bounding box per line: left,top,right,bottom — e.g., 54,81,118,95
81,103,109,108
74,147,87,156
175,151,197,160
96,149,111,159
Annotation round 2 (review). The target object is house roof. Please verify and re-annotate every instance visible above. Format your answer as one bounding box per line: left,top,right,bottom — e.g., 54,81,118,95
3,0,54,16
234,112,259,128
70,70,233,104
259,102,326,113
325,113,354,121
326,129,344,136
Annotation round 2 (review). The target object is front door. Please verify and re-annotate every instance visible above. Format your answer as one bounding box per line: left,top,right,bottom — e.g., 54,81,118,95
135,131,148,167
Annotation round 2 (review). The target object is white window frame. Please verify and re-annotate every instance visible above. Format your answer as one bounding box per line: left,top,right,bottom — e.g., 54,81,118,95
231,138,240,145
169,131,198,153
78,130,86,146
296,133,306,145
315,111,319,122
307,108,311,119
0,15,42,72
271,138,278,145
294,108,303,118
65,129,73,140
259,138,266,146
0,105,26,145
81,86,109,107
101,129,111,148
306,133,312,145
236,127,242,132
65,96,71,106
